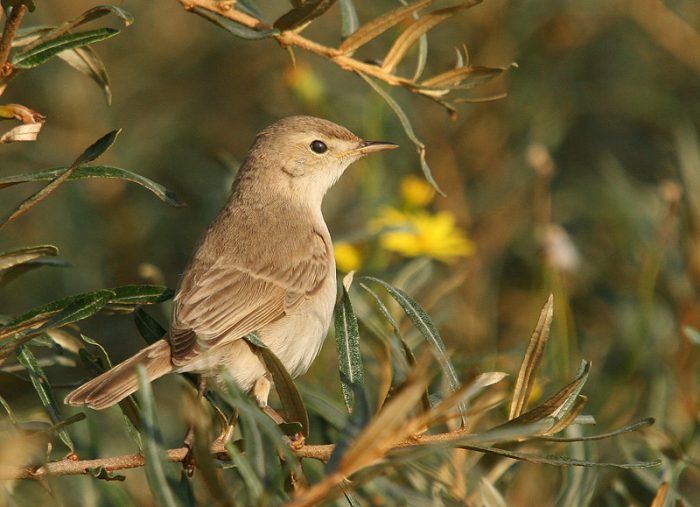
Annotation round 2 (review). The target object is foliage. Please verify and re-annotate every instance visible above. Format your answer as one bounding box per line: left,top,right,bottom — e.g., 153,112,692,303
1,0,697,506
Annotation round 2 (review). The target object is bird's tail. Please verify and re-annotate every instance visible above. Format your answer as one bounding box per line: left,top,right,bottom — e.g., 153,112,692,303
64,339,173,410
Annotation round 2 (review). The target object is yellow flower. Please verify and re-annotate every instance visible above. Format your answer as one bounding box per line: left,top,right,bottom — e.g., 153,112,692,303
370,207,474,263
334,242,363,272
400,175,435,208
282,63,325,107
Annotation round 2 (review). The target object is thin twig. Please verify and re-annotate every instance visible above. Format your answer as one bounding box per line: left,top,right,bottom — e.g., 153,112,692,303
3,430,467,480
0,4,27,78
177,0,411,88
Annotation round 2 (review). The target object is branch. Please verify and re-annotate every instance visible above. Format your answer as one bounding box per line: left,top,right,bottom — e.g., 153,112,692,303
3,430,467,480
0,4,27,79
177,0,411,87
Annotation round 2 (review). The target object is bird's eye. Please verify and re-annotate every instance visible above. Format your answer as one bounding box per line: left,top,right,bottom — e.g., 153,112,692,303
310,140,328,154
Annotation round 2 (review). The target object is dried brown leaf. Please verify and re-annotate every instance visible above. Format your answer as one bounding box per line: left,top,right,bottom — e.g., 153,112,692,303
421,64,505,89
381,0,482,74
509,294,554,419
337,353,431,475
0,122,43,144
504,361,590,436
650,481,669,507
339,0,432,55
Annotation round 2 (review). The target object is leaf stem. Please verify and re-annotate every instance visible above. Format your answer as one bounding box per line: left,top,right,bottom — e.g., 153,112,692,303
0,4,27,79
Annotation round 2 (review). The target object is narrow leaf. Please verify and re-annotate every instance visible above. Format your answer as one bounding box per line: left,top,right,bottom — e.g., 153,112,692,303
12,28,120,69
243,332,310,438
88,466,126,481
39,289,114,332
0,245,57,272
224,440,264,500
509,294,554,419
339,0,359,39
539,417,656,443
274,0,337,31
421,64,506,90
191,7,279,40
382,1,482,74
361,276,463,422
74,129,121,166
57,46,112,104
458,443,661,469
359,73,444,194
411,33,428,82
0,130,121,229
334,284,363,412
501,361,591,436
134,308,167,345
65,5,134,28
0,165,186,207
0,258,69,288
109,285,174,306
16,345,74,452
136,365,182,507
0,122,43,144
339,0,432,55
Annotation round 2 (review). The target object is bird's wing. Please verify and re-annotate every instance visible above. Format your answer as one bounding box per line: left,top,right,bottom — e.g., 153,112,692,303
169,230,329,365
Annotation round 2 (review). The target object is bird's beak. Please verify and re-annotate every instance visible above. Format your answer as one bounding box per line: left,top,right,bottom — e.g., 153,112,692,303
337,140,399,158
357,140,399,154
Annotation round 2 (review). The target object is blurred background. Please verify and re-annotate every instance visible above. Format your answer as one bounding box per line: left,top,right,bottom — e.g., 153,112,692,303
2,0,700,504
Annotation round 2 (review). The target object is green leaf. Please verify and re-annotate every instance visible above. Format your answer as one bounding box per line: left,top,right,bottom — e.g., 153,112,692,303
109,285,174,306
360,276,464,422
65,5,134,28
538,417,655,443
0,130,121,229
334,284,364,413
136,365,183,507
16,345,75,452
0,245,57,272
224,440,264,501
12,28,120,69
57,46,112,104
74,129,121,166
0,258,69,288
88,466,126,482
359,282,431,413
219,372,296,498
339,0,359,39
458,443,661,469
78,333,142,440
191,7,279,40
236,0,265,20
326,383,371,473
0,165,186,207
273,0,337,31
359,73,444,195
134,308,167,345
243,332,309,438
39,289,114,332
0,395,19,425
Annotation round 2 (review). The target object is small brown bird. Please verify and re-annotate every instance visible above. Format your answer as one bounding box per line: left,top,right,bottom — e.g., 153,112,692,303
65,116,397,409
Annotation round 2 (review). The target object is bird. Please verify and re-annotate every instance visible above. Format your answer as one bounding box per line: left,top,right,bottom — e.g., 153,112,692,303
64,116,398,410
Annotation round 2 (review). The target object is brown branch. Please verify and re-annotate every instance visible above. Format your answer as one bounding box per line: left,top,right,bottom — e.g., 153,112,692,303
3,430,468,480
177,0,412,87
0,4,27,79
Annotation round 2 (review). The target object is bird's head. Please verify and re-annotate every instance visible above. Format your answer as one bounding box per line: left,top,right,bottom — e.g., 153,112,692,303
245,116,397,206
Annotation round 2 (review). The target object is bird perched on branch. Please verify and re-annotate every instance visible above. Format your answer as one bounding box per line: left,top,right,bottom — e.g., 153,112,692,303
65,116,397,409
